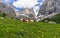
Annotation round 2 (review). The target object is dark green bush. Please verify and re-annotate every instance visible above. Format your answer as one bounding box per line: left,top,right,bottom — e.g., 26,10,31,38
41,13,60,23
51,13,60,23
43,13,60,23
0,12,7,17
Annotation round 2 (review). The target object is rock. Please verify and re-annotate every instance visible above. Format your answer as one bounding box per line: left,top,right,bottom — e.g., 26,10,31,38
0,17,4,19
30,20,34,22
48,21,56,24
0,0,60,21
26,19,29,23
44,20,49,23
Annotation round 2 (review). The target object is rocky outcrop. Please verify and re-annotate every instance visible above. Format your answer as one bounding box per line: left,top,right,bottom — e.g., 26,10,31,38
0,0,60,21
39,0,60,15
0,3,16,17
37,0,60,21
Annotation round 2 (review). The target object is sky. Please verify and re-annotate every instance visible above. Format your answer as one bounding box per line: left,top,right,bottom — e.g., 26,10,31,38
2,0,45,16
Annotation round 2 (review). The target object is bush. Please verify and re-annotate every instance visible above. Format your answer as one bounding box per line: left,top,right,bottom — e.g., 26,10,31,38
0,12,6,17
51,13,60,23
41,13,60,23
43,13,60,23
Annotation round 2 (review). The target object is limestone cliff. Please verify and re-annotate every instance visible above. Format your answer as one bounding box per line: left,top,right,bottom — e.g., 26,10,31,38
0,0,60,21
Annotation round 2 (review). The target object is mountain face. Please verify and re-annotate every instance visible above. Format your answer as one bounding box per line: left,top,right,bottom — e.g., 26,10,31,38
36,0,60,21
0,0,60,21
39,0,60,15
0,3,16,17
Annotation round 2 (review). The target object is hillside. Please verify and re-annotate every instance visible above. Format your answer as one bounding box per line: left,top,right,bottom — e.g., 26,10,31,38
0,17,60,38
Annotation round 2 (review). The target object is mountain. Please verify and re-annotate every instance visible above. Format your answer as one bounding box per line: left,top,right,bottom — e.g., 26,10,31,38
0,0,60,21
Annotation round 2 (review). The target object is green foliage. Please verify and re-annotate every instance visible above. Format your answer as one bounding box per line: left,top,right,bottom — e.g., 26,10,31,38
42,13,60,23
0,12,6,17
0,12,3,16
0,17,60,38
50,13,60,23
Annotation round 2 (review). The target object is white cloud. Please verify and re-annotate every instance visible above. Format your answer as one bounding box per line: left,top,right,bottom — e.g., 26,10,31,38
13,0,37,9
2,0,45,16
12,0,45,16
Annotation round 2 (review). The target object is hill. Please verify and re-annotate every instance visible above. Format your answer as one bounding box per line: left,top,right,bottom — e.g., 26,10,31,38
0,17,60,38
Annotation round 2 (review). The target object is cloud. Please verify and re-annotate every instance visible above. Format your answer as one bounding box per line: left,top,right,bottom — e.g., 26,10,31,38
2,0,45,16
13,0,38,9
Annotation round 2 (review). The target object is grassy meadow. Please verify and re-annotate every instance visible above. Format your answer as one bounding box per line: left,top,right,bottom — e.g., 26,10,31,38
0,17,60,38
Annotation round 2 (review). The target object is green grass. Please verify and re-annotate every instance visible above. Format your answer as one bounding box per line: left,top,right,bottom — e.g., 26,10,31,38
0,17,60,38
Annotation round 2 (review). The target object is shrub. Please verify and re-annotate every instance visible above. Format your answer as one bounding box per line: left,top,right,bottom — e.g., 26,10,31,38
0,12,6,17
51,13,60,23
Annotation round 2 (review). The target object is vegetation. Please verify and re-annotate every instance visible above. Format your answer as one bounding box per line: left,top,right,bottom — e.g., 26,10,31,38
50,13,60,23
0,12,6,17
42,13,60,23
0,12,60,38
0,16,60,38
0,1,60,37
